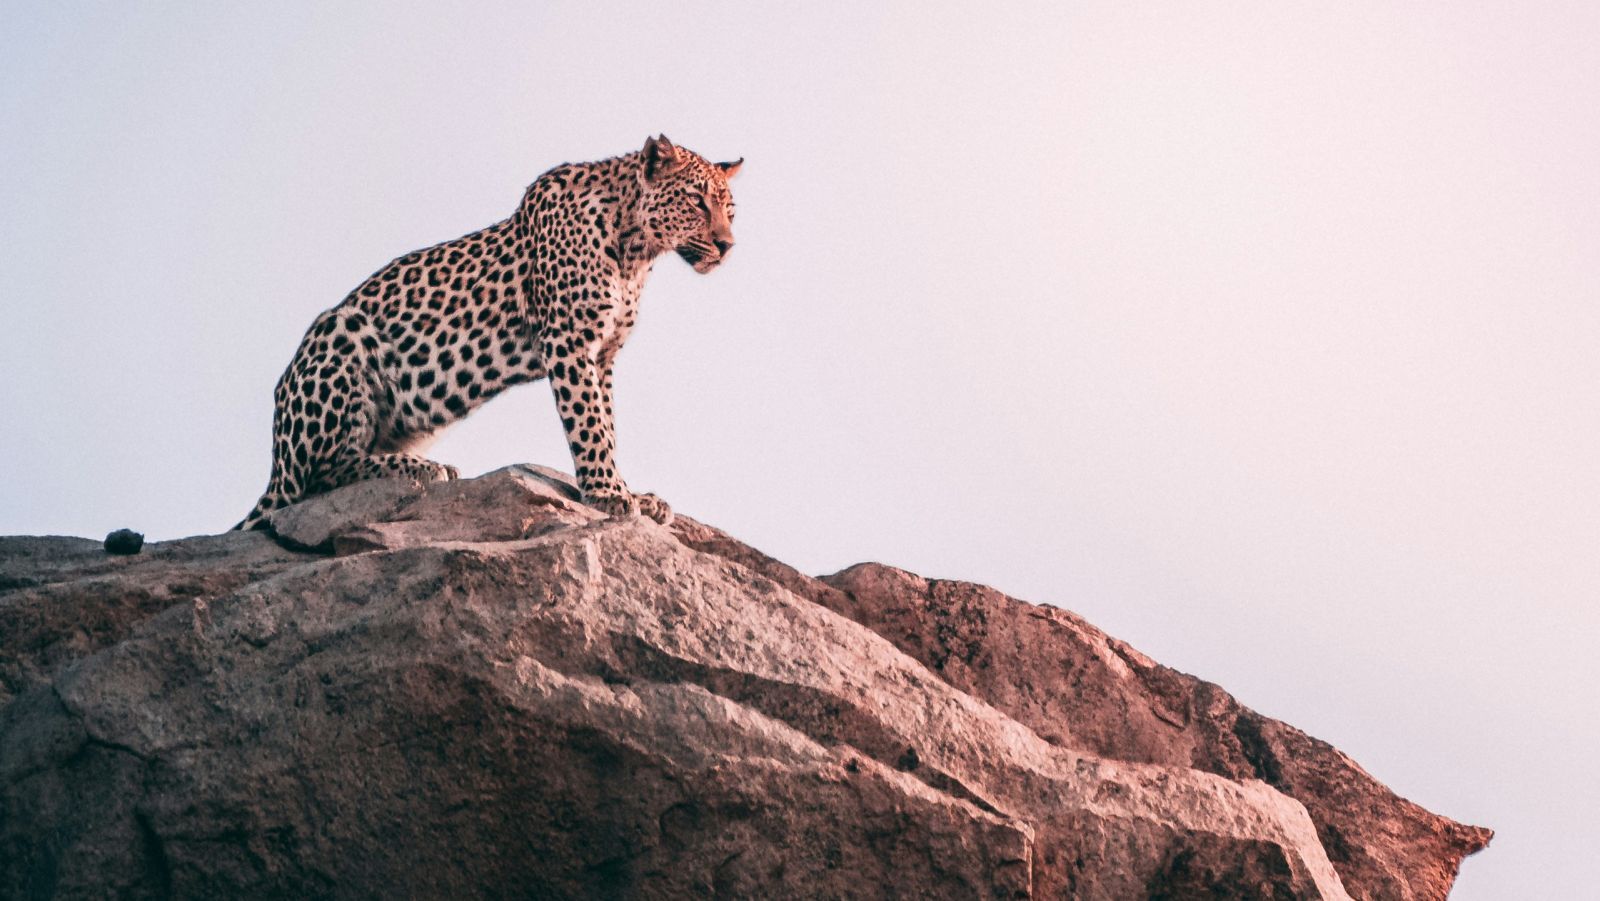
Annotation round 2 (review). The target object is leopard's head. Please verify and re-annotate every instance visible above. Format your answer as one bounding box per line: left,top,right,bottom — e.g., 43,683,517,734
636,135,741,274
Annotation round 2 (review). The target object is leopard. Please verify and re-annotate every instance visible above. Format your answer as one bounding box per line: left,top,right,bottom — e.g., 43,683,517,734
233,135,740,531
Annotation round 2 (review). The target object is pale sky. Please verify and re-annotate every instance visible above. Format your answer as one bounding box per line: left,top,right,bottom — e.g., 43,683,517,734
3,3,1596,896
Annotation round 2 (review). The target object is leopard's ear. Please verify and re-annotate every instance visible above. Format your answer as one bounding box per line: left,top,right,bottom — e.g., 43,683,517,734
642,134,687,182
716,158,743,178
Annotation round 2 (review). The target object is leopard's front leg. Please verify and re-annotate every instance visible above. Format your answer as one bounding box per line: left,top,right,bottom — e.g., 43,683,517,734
598,365,673,525
547,338,672,524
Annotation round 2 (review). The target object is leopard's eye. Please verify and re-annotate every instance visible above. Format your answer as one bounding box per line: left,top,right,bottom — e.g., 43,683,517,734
694,195,711,216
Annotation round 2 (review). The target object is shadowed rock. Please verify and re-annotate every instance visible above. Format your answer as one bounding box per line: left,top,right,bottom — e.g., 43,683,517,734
0,466,1488,898
102,529,144,556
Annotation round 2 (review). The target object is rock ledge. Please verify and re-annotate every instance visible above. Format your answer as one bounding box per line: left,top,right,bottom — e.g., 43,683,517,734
0,466,1490,899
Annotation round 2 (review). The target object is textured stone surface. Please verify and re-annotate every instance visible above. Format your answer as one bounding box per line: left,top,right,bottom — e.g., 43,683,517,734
811,565,1493,901
0,466,1488,898
0,531,310,710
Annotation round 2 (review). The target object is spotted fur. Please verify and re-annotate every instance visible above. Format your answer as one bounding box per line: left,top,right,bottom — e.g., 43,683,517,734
235,136,741,530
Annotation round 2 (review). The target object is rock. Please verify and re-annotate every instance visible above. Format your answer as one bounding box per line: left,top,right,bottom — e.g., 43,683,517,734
102,529,143,555
0,530,310,710
0,466,1489,898
264,464,599,555
669,521,1492,900
812,564,1494,901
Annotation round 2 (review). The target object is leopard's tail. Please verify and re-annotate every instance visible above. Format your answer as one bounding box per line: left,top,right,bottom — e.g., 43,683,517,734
232,472,299,531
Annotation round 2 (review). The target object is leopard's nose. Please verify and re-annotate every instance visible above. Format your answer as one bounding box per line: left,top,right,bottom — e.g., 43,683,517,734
713,238,734,256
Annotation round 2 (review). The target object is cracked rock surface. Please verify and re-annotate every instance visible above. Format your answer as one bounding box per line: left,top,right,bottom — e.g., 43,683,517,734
0,466,1489,899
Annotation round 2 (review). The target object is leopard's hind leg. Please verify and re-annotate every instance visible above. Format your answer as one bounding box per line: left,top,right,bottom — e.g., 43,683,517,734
233,473,295,531
318,360,458,492
321,453,459,489
233,316,460,530
232,398,454,531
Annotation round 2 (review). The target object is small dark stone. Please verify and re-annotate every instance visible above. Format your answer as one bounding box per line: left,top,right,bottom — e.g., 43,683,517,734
104,529,144,555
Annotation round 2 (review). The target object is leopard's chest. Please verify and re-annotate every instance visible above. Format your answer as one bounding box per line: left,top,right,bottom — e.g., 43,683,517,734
587,272,648,365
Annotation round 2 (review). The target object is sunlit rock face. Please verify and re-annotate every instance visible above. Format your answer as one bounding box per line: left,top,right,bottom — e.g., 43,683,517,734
0,466,1488,899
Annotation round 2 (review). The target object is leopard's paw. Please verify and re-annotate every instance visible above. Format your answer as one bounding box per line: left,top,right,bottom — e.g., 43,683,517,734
416,459,458,483
635,493,673,526
584,490,639,519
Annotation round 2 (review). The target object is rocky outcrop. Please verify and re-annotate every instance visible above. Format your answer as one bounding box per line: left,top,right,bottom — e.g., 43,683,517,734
0,466,1489,899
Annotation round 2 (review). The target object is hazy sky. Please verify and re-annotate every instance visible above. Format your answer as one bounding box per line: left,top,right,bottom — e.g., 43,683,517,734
3,3,1595,896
